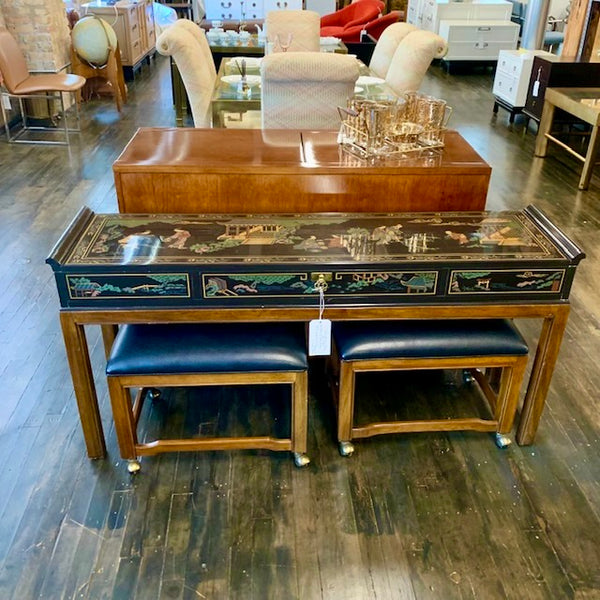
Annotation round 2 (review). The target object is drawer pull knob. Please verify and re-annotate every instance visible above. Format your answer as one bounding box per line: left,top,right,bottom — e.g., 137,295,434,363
477,26,491,31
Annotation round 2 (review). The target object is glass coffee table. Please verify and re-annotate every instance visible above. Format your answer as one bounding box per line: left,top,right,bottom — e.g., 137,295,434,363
170,35,348,126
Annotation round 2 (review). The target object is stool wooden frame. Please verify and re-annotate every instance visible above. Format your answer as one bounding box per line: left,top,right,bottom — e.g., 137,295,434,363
107,370,309,472
334,353,529,456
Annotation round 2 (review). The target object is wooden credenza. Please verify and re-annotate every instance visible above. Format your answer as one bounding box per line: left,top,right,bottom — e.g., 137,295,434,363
113,128,491,214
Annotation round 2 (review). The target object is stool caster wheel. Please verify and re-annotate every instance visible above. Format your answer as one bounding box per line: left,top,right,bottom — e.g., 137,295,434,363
495,433,512,449
462,369,475,384
339,441,354,457
146,388,161,400
293,452,310,468
127,460,141,474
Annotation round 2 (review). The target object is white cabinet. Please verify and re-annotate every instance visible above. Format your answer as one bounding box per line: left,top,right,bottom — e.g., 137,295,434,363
492,50,551,107
205,0,302,20
407,0,512,31
491,48,554,123
407,0,515,62
439,19,519,61
305,0,336,15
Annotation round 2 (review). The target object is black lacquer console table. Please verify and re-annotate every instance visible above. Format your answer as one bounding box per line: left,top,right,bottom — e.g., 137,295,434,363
47,206,585,458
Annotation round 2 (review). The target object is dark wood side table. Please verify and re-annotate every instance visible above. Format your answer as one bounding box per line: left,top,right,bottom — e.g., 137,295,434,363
523,55,600,125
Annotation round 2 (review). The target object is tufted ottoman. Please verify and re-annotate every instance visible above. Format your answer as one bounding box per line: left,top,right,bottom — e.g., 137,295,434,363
331,319,529,456
106,322,309,472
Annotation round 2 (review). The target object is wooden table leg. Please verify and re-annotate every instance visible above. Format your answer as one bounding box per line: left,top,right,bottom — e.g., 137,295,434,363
101,324,119,360
60,313,106,459
171,59,187,127
579,123,600,190
517,304,570,445
534,100,555,157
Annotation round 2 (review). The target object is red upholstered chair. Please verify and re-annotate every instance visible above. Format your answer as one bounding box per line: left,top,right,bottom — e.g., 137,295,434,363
337,10,402,43
320,0,384,38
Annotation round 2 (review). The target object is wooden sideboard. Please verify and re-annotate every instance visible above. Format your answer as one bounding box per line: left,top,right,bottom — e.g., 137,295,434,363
113,128,491,214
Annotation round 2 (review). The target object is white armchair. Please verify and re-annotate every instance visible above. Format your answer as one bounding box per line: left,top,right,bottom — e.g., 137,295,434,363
171,18,216,80
369,22,418,79
265,10,321,52
156,24,216,127
261,52,359,129
385,30,447,95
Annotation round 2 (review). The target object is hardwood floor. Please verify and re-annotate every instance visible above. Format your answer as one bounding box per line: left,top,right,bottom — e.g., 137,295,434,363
0,56,599,599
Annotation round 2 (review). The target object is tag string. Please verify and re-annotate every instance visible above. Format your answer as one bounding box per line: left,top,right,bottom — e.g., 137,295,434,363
319,286,325,320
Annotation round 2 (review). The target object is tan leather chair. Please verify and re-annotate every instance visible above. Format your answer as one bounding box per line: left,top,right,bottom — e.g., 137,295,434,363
261,52,359,129
0,28,86,145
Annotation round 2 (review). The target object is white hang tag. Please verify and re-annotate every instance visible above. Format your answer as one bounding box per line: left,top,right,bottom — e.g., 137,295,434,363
308,280,331,356
1,95,11,110
309,318,332,356
532,68,541,97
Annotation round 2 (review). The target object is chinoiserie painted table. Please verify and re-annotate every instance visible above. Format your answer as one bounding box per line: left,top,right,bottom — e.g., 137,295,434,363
113,128,491,214
47,206,584,459
534,87,600,190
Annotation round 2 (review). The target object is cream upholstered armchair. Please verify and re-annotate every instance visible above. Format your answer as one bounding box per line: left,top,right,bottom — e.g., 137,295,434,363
369,22,418,79
156,24,216,127
171,18,216,80
265,10,321,52
261,52,359,129
385,30,447,95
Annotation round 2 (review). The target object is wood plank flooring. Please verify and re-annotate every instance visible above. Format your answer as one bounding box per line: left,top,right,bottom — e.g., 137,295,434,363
0,56,599,599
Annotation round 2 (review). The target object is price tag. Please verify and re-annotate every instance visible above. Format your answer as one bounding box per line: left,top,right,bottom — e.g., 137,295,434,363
1,95,11,110
309,318,332,356
532,80,540,97
309,275,331,356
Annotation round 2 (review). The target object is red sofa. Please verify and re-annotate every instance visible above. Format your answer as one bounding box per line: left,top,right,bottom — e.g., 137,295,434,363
336,10,403,43
320,0,385,38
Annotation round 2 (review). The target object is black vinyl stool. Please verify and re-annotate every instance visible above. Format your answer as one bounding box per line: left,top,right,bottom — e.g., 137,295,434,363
106,322,309,472
331,319,529,456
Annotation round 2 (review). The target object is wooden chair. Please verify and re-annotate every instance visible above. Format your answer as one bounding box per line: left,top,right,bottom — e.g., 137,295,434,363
0,27,85,146
331,319,529,456
106,322,310,472
260,51,359,129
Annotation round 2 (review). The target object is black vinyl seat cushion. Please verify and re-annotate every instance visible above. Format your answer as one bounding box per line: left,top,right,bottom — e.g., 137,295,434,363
333,319,528,362
106,323,308,375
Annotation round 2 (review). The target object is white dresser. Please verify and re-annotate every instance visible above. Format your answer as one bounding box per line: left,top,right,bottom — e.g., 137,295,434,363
205,0,302,21
407,0,517,63
439,19,519,61
492,49,554,121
